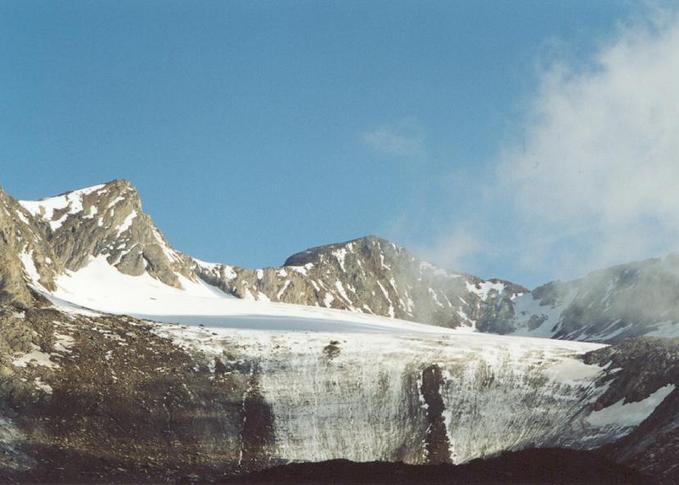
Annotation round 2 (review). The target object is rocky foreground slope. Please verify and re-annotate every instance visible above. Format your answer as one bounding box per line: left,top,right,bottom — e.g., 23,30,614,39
227,451,655,485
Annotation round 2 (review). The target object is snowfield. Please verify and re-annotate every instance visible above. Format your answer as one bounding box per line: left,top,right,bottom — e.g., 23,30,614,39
42,256,478,335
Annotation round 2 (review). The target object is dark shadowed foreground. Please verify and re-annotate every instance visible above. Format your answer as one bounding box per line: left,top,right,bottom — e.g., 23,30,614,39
226,449,656,485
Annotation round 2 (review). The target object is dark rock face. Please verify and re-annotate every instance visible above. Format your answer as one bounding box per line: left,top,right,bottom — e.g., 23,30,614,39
225,450,657,485
584,338,679,483
420,365,452,464
196,236,526,331
0,306,281,482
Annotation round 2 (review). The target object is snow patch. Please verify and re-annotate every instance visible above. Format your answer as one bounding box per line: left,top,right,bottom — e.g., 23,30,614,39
19,251,41,285
332,248,348,272
586,384,675,428
13,345,59,369
116,210,137,236
20,184,105,230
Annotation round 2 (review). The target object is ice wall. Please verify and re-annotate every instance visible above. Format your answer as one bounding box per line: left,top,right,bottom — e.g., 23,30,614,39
157,325,618,467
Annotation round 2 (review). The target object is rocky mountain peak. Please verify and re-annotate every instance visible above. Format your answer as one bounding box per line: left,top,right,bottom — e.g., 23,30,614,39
196,234,525,330
504,254,679,342
19,180,194,289
283,235,397,267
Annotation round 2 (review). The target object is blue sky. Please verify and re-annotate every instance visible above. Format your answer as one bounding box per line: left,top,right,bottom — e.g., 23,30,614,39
3,1,678,287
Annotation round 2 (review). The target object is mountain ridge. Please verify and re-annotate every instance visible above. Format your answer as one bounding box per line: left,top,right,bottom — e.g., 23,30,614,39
4,179,679,343
1,180,678,483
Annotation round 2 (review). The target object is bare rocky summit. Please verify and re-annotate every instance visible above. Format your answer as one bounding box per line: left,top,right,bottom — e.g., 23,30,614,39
19,180,195,289
196,235,526,331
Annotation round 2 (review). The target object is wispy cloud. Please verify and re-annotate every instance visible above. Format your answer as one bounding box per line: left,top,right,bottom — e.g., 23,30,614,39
498,8,679,279
409,7,679,284
362,119,426,159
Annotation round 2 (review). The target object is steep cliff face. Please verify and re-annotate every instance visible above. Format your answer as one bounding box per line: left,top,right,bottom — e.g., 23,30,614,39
196,236,526,330
506,256,679,342
0,188,62,306
19,180,195,289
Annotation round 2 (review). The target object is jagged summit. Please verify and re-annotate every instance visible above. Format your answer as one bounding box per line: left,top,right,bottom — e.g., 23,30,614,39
284,235,394,266
197,234,524,330
4,180,679,341
19,179,194,289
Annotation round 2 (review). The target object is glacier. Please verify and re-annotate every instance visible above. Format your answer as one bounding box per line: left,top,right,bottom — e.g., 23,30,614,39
155,324,619,466
23,253,670,468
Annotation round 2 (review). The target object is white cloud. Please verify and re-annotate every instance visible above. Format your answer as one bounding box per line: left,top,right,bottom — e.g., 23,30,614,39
362,119,426,159
386,8,679,284
417,226,485,273
498,10,679,279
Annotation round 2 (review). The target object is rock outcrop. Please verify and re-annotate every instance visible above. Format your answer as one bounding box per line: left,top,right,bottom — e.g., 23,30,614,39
19,180,195,288
0,187,61,306
196,235,526,330
584,338,679,482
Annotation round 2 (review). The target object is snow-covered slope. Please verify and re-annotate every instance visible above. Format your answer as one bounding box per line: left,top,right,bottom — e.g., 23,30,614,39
156,323,619,466
506,256,679,342
43,255,458,334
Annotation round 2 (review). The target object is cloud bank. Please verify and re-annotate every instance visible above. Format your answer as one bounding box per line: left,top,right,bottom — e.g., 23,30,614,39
419,8,679,285
501,10,679,280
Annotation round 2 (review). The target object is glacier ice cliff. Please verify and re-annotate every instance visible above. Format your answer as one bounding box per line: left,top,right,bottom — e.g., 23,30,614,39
157,325,620,467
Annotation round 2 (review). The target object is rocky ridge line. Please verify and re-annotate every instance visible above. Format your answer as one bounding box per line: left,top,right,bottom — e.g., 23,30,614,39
195,235,526,331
